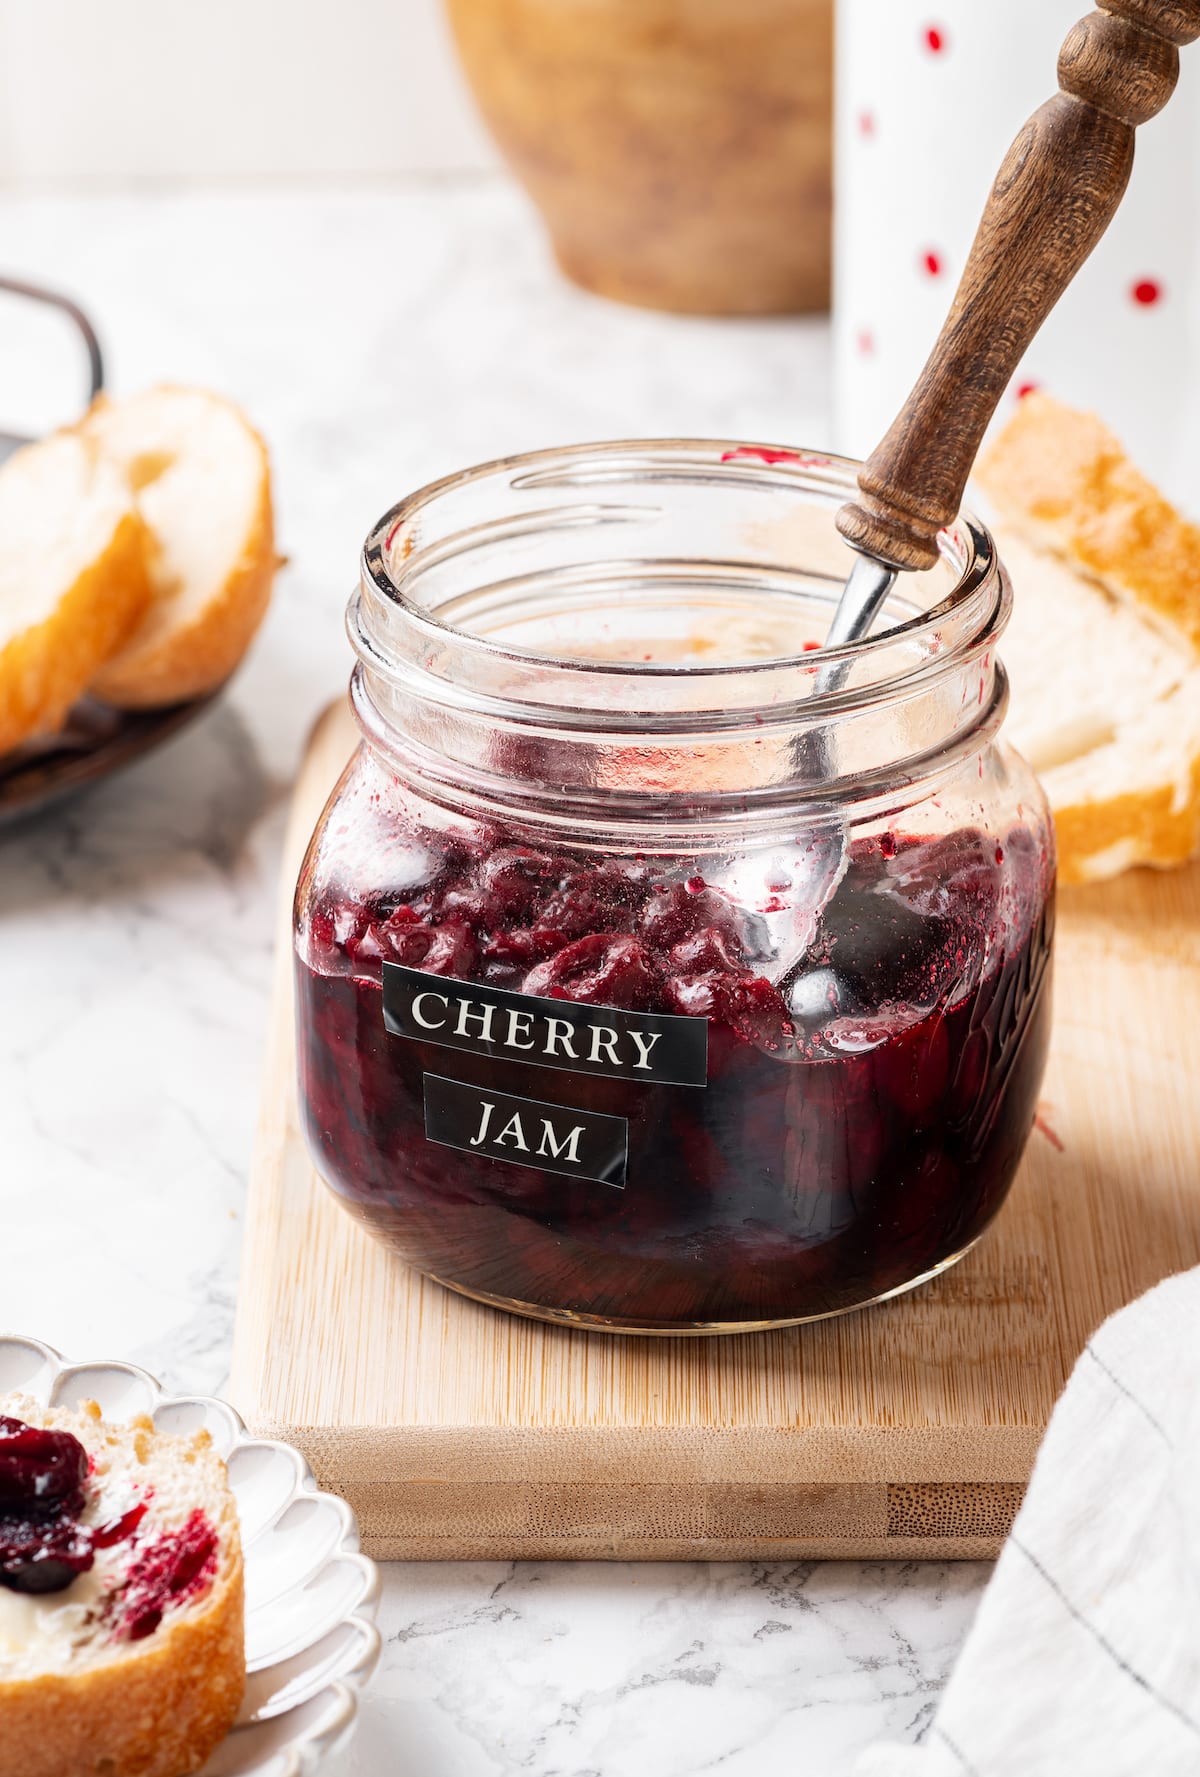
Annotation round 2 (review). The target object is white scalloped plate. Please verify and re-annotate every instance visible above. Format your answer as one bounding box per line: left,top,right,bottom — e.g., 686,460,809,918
0,1336,381,1776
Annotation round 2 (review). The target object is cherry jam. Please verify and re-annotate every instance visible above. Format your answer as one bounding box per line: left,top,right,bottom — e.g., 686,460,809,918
0,1418,93,1594
296,818,1053,1329
117,1509,218,1640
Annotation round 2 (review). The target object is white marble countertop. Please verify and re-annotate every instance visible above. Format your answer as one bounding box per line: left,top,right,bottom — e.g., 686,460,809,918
0,180,986,1775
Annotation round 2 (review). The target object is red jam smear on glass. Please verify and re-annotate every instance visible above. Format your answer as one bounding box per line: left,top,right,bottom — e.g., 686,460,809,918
296,823,1053,1326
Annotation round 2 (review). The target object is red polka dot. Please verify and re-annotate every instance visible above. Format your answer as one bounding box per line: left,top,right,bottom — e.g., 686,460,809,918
1016,381,1041,400
857,328,875,356
924,24,948,53
858,110,876,139
921,249,944,278
1132,278,1163,306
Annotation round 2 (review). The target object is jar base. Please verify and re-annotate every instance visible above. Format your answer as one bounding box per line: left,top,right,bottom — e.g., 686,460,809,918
422,1237,983,1336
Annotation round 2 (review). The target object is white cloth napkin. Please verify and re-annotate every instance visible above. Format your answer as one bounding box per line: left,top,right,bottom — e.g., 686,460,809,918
857,1268,1200,1777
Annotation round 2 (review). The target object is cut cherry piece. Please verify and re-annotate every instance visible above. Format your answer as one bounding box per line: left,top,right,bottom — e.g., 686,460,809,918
483,924,565,965
357,918,477,977
665,969,793,1051
412,922,478,976
480,847,560,916
0,1416,97,1595
523,933,662,1009
639,882,744,953
437,884,505,932
0,1418,89,1511
668,926,743,975
479,957,525,988
534,874,631,944
0,1507,94,1594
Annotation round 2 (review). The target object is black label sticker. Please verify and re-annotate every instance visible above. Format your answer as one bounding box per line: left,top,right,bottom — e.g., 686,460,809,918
423,1072,628,1188
383,964,707,1087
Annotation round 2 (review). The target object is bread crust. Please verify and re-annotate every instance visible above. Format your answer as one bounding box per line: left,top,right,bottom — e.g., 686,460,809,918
0,506,152,755
0,1553,244,1777
88,395,277,709
1052,764,1200,884
979,392,1200,651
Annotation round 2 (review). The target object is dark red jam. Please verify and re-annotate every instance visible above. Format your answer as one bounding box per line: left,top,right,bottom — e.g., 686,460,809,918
116,1509,218,1641
0,1417,93,1594
296,823,1053,1327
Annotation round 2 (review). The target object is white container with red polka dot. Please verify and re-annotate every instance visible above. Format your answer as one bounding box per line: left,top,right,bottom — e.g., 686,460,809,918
834,1,1200,507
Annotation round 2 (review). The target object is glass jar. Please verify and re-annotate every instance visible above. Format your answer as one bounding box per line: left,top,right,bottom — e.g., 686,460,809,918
294,441,1055,1333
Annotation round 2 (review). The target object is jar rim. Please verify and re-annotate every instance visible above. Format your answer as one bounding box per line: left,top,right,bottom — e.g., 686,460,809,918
357,438,1002,707
348,439,1011,831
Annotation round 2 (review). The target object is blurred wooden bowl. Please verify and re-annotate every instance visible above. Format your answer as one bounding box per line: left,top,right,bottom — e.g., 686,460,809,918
446,0,833,315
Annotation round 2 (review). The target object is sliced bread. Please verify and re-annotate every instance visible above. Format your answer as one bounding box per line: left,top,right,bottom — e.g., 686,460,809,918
0,432,152,754
84,386,277,708
0,1395,244,1777
977,394,1200,885
980,392,1200,650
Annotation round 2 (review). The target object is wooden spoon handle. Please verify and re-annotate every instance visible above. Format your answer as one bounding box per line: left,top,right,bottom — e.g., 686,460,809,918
836,0,1200,572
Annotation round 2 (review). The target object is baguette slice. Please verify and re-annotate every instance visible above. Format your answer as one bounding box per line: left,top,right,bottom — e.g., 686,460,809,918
84,386,277,708
0,432,152,754
0,1395,244,1777
977,394,1200,885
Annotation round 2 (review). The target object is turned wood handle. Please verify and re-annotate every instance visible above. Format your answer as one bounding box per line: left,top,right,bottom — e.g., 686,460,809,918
836,0,1200,572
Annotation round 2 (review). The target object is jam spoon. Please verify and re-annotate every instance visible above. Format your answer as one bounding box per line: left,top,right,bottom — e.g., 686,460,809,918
780,0,1200,991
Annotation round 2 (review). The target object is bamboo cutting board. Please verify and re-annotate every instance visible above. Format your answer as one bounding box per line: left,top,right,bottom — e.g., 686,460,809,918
230,700,1200,1560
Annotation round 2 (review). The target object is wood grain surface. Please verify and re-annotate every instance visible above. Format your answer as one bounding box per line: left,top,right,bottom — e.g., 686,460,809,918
229,699,1200,1560
837,0,1200,571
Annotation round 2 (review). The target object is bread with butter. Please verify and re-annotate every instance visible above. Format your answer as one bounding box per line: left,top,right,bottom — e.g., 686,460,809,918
0,1395,244,1777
